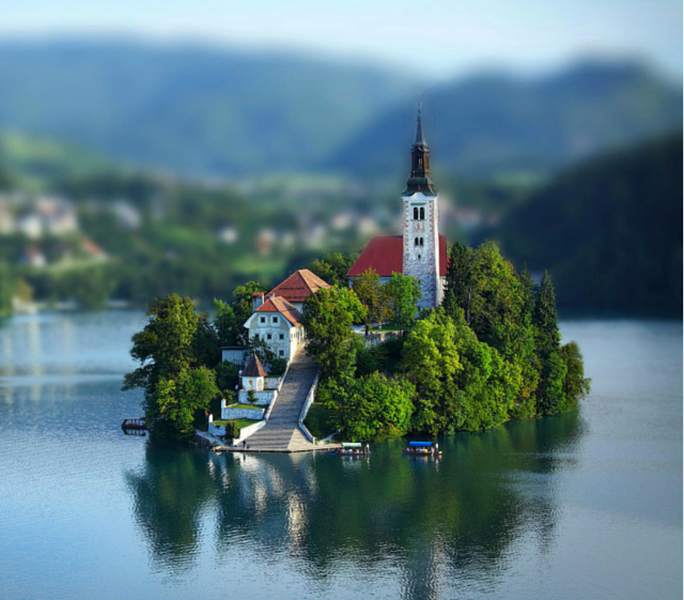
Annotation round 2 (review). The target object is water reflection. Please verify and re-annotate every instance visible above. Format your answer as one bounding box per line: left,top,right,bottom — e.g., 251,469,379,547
126,410,584,598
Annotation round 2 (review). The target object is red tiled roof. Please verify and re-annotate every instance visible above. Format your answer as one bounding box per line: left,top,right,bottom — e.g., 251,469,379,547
255,297,302,326
267,269,331,303
243,354,268,377
347,235,449,277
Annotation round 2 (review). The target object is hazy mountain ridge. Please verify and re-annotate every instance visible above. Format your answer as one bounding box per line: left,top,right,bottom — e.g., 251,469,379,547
0,40,680,179
331,60,683,179
0,39,418,177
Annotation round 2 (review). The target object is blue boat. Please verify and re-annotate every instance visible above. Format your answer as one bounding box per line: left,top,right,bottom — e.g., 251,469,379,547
403,441,442,457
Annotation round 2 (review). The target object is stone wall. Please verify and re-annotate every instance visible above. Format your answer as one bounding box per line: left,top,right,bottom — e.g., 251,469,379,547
222,406,266,420
360,330,403,348
235,390,275,406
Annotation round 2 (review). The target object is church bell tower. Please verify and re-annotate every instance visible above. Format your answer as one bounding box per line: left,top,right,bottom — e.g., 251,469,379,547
402,104,442,309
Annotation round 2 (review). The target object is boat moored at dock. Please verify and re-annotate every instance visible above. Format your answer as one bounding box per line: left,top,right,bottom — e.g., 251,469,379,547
331,442,370,456
403,441,441,457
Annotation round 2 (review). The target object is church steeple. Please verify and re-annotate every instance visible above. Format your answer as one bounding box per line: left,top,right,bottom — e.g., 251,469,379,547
404,102,436,197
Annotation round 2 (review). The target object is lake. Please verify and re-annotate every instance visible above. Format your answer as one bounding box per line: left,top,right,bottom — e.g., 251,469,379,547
0,311,681,600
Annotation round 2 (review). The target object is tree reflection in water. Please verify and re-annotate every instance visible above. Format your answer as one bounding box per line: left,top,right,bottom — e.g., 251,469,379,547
125,410,585,597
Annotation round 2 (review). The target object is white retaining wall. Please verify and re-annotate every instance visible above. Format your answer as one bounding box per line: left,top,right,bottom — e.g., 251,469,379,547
222,407,266,420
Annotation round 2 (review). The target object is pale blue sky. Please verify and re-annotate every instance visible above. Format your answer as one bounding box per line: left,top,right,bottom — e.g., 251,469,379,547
2,0,681,78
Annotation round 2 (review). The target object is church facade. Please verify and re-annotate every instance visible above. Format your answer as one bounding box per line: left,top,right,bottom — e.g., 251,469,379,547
348,105,446,309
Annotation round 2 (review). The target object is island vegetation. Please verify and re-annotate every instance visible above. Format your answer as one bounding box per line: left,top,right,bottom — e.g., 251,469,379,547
123,241,589,444
302,242,590,442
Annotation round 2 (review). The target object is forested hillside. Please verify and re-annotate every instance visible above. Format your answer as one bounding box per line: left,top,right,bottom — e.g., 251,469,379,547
489,135,682,314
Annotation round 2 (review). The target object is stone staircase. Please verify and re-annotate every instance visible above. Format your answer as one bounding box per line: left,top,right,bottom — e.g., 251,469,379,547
244,347,321,452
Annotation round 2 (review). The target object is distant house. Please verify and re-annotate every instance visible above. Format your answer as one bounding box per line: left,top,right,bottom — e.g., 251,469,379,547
18,246,46,268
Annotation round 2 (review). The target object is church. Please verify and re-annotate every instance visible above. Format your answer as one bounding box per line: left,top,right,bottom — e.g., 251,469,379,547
347,105,447,309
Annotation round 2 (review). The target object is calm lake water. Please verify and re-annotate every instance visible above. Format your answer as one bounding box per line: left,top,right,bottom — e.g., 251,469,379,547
0,311,681,600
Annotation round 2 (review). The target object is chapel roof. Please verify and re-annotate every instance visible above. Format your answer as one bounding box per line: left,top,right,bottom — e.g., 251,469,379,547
243,354,268,377
347,234,449,278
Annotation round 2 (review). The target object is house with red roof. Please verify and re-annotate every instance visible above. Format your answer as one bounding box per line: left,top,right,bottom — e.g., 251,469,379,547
252,268,331,313
244,269,331,362
348,105,447,309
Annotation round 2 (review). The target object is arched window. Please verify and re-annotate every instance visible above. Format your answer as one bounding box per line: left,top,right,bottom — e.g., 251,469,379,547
413,207,418,220
419,237,424,247
414,237,419,246
419,207,425,220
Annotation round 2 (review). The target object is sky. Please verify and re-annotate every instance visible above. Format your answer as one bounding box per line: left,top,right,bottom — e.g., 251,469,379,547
1,0,681,78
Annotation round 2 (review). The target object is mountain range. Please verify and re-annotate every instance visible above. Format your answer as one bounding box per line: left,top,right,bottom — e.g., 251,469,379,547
0,39,680,179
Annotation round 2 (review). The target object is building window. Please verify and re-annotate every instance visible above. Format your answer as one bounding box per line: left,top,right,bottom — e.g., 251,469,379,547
279,350,285,357
267,334,272,340
272,316,278,324
420,207,425,220
419,237,424,247
413,207,418,220
260,316,266,324
254,334,259,340
414,237,419,246
279,334,284,340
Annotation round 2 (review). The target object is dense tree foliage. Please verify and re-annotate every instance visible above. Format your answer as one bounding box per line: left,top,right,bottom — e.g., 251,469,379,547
123,294,220,441
384,272,422,327
321,372,415,442
352,268,389,333
306,252,358,288
310,241,590,442
302,286,366,381
491,134,682,314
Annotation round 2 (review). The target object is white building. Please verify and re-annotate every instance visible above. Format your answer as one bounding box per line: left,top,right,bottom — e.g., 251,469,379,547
243,268,331,361
244,296,304,362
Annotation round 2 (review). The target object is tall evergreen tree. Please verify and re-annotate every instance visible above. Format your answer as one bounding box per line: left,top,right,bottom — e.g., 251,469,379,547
443,242,475,323
533,271,561,359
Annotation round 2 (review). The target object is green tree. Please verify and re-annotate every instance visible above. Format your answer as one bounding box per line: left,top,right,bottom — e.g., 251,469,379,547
0,261,14,318
536,351,568,416
152,367,220,440
401,310,462,434
232,281,267,341
213,298,240,346
352,268,389,333
384,272,422,328
123,294,219,441
302,286,367,381
443,242,475,323
215,360,240,395
307,252,358,288
559,341,591,411
332,372,415,442
533,271,561,359
193,312,220,369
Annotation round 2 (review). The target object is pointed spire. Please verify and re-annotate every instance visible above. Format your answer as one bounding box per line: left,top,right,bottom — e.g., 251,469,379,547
415,102,427,147
404,102,436,196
